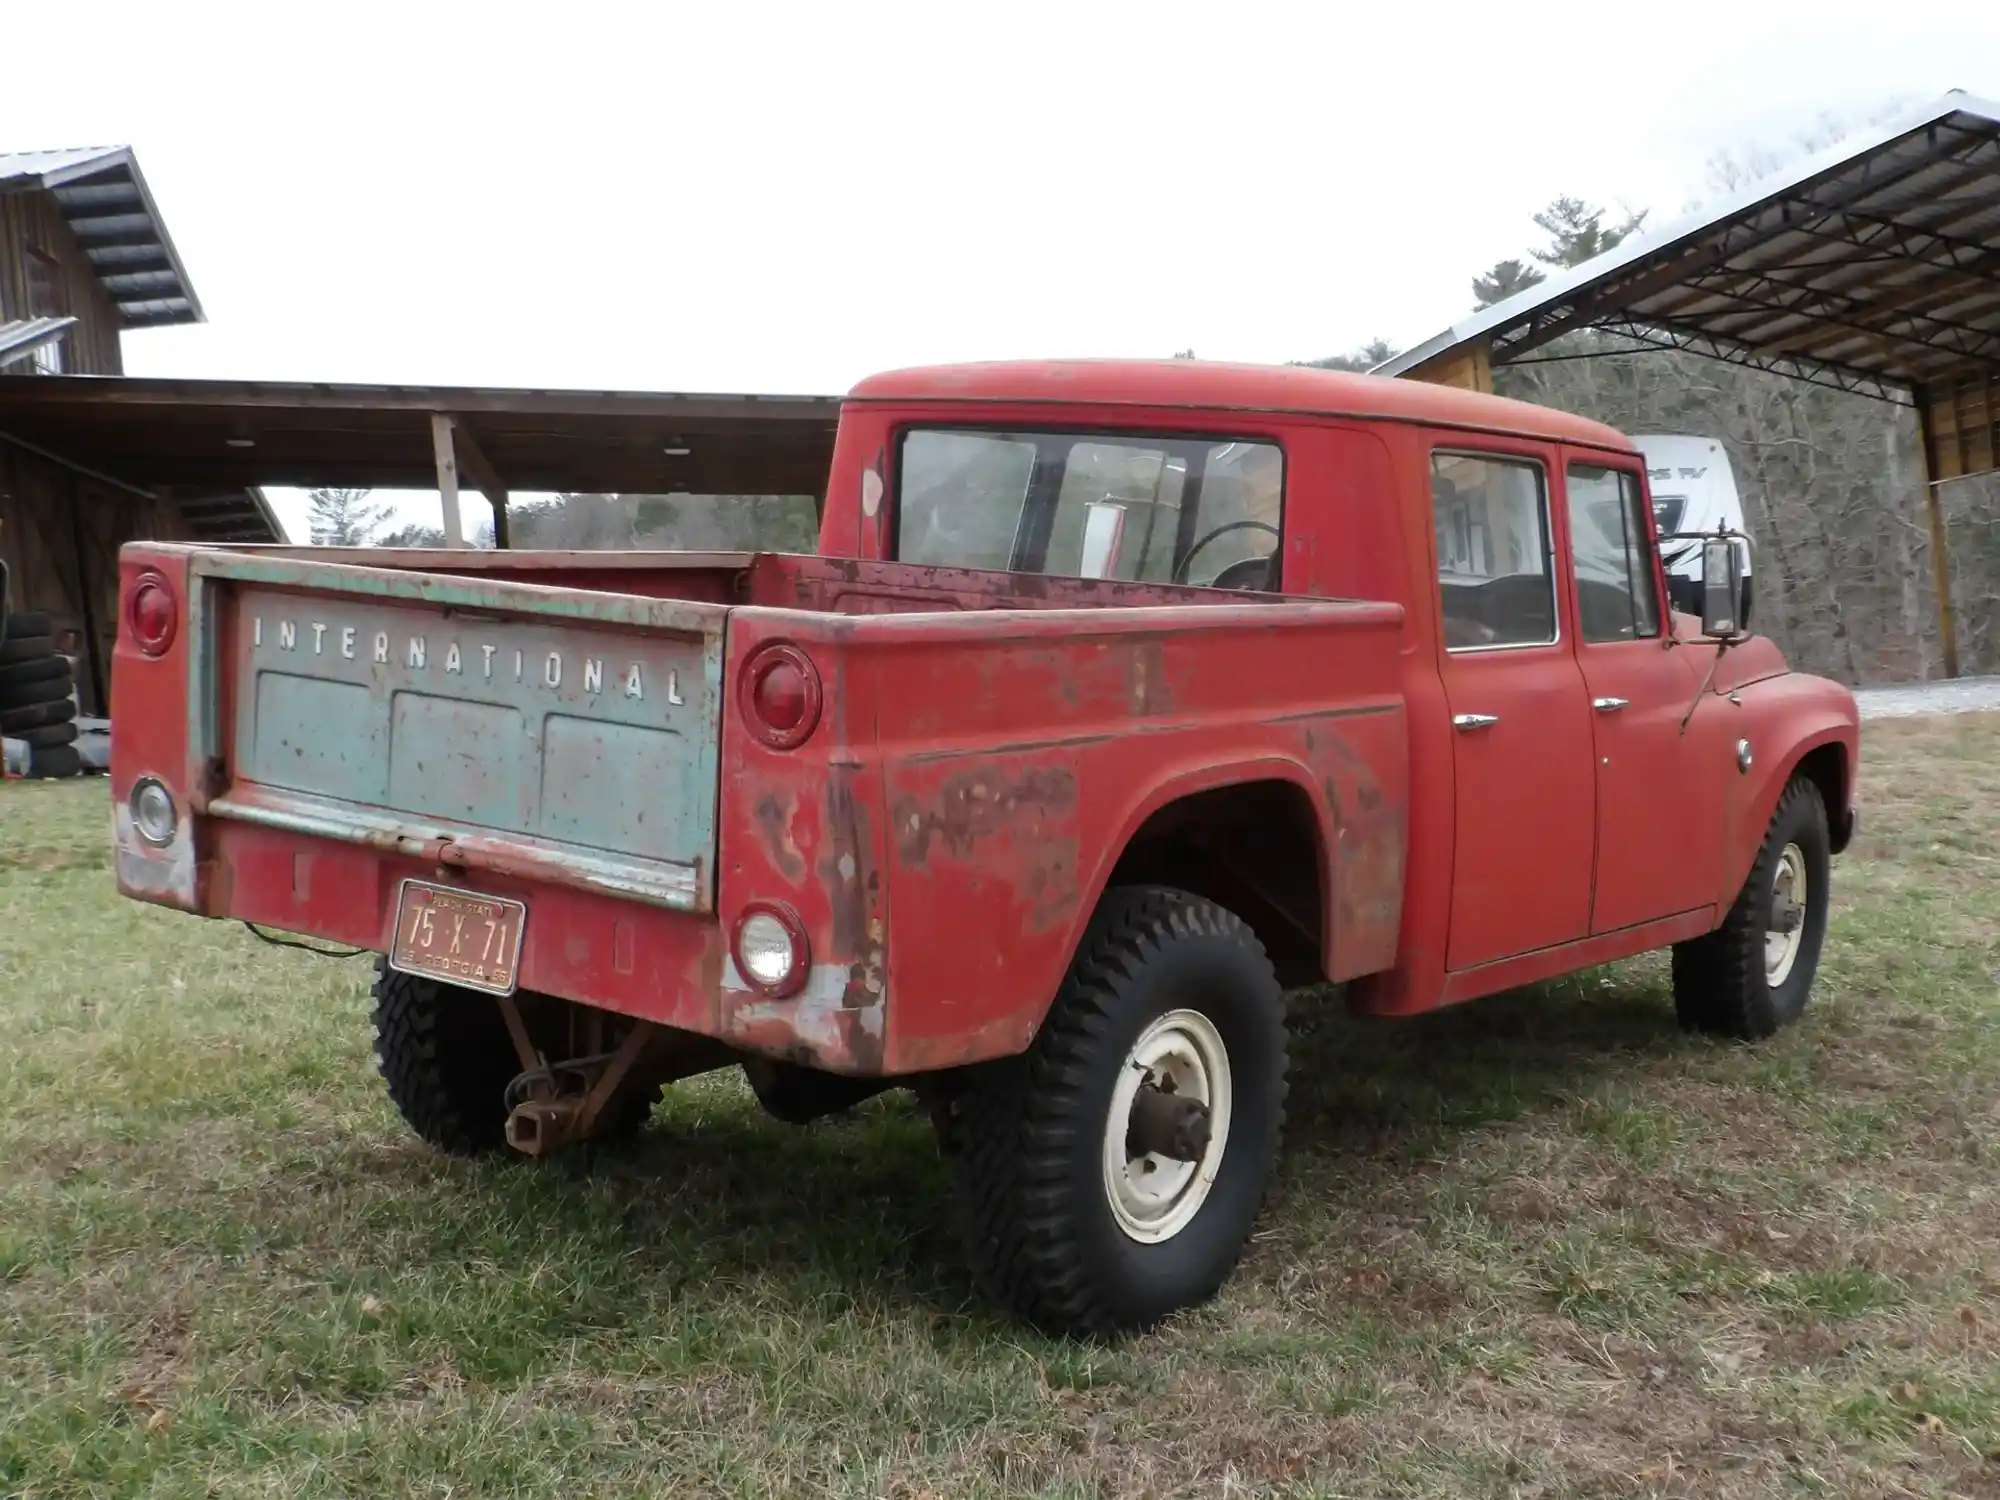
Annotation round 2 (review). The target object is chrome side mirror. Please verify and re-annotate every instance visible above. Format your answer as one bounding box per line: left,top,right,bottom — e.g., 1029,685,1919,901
1700,535,1745,638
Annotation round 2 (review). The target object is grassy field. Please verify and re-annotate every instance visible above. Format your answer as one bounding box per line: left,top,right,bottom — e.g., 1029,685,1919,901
3,716,1998,1498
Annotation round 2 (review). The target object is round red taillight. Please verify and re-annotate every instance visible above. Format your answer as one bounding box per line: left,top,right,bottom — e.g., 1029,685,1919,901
128,573,177,656
754,660,808,732
740,644,821,749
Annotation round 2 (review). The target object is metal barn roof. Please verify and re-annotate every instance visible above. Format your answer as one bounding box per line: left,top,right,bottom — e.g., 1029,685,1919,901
0,147,204,327
1377,90,2000,403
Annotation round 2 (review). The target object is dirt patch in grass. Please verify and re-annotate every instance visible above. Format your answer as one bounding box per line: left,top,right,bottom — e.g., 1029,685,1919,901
4,718,2000,1497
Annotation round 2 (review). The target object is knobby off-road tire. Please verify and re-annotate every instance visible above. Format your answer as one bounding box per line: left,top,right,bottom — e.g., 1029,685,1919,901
0,630,53,666
371,958,658,1156
0,655,72,703
1672,776,1832,1040
27,744,80,780
0,698,73,734
15,720,77,750
939,886,1288,1335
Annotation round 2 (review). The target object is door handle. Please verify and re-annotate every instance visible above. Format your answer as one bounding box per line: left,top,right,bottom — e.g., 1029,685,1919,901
1452,713,1500,731
1592,697,1630,713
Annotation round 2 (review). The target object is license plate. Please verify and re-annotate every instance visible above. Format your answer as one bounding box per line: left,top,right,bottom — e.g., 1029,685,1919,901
389,880,527,995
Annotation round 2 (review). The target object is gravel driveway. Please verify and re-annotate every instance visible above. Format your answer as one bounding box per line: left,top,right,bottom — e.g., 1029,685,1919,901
1854,675,2000,720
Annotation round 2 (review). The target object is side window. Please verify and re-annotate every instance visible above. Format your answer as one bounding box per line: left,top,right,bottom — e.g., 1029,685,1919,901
26,248,65,319
1431,452,1554,650
1566,465,1662,642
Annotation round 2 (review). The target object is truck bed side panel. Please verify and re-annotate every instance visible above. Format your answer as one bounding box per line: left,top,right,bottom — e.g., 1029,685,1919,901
722,601,1406,1074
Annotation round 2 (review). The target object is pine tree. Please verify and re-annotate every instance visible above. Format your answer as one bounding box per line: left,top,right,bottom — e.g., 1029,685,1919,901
1304,338,1401,373
306,488,391,546
1471,258,1546,309
1529,196,1648,269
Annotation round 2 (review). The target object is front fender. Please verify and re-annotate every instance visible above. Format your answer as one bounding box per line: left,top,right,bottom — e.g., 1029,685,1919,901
1716,672,1859,908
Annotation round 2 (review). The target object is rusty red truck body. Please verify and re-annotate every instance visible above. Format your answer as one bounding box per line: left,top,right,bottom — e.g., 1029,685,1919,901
111,361,1859,1332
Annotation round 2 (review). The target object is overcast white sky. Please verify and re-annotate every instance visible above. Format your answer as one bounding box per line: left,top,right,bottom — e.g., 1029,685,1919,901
5,1,1998,540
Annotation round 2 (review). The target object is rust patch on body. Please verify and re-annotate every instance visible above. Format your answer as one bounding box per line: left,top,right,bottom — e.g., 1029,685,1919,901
722,978,887,1076
892,764,1081,934
893,766,1078,865
1311,718,1407,980
754,792,808,883
1126,640,1170,717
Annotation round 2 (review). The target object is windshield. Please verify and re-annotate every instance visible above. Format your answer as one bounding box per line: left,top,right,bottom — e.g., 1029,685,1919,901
896,429,1284,588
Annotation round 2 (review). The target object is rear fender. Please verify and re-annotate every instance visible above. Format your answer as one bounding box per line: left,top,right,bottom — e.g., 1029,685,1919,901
1033,717,1406,1015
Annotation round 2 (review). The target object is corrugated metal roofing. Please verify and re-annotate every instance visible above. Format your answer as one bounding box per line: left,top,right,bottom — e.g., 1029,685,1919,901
0,146,203,328
0,315,77,368
1376,90,2000,400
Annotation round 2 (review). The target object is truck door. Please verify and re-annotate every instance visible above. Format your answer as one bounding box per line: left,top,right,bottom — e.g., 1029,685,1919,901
1431,449,1597,970
1561,459,1719,932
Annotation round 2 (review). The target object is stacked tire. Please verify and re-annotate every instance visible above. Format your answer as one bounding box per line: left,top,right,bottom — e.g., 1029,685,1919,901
0,612,81,779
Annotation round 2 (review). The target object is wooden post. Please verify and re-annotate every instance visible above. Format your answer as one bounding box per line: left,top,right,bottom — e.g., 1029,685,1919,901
443,415,511,549
1914,389,1960,680
429,413,467,548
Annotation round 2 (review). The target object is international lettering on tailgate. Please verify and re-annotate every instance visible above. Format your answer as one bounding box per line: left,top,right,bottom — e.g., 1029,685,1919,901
250,612,684,704
389,880,528,996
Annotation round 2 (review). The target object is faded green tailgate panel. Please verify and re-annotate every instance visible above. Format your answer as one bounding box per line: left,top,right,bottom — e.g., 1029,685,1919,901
388,696,528,827
249,674,388,803
229,585,719,881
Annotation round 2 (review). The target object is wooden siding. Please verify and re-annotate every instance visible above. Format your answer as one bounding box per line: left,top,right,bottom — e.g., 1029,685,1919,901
1923,376,2000,483
0,188,125,375
0,443,190,713
1404,339,1493,394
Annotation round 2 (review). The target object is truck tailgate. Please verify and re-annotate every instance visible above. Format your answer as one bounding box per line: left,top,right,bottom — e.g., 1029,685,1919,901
190,550,726,911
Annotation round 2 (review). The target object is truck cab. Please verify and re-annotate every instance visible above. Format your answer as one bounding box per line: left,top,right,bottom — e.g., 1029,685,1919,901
110,360,1859,1333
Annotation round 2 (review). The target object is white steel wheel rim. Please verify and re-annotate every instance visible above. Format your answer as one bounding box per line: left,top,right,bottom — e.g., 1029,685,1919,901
1766,842,1808,987
1101,1008,1233,1244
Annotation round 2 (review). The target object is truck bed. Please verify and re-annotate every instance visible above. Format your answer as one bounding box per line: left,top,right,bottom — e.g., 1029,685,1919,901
114,544,1407,1073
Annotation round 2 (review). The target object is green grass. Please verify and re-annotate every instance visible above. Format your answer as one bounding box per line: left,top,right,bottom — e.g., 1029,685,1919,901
5,715,2000,1497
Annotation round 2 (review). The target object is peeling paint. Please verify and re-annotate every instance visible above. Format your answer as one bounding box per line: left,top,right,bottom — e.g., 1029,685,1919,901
893,766,1078,865
720,958,886,1074
753,792,808,882
112,802,200,911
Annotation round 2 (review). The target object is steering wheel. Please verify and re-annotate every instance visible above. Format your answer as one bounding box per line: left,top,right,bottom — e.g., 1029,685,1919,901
1173,520,1280,585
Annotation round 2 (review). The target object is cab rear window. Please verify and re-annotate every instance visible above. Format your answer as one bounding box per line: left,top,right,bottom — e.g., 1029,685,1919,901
896,429,1284,589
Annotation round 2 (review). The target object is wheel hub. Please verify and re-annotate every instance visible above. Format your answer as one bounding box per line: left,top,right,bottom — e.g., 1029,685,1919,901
1765,842,1808,987
1102,1009,1233,1244
1126,1081,1212,1161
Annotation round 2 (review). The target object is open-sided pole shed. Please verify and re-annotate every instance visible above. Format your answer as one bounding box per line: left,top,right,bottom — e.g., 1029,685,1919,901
1377,89,2000,678
0,374,842,712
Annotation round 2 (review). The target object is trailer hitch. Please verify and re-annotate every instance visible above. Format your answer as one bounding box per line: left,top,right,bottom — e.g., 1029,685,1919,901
503,1017,658,1156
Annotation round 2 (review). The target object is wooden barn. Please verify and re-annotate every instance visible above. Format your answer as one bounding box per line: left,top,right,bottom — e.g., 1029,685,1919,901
1,146,278,714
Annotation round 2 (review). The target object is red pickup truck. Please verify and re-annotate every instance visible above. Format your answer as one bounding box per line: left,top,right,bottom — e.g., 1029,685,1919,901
110,361,1859,1333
